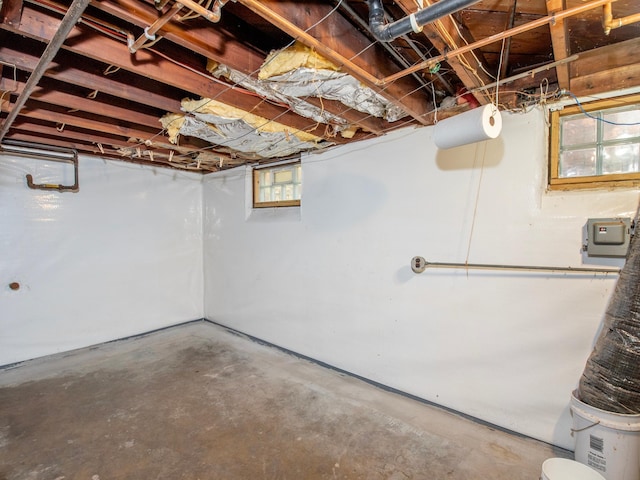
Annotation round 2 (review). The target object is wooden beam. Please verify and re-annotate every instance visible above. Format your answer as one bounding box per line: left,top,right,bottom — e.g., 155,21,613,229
545,0,570,89
570,63,640,96
6,104,162,140
381,0,612,85
570,36,640,78
500,0,518,79
1,77,163,129
9,123,225,171
567,37,640,94
12,120,142,149
0,0,23,26
0,45,183,112
0,0,91,141
1,101,210,153
89,0,386,135
3,5,328,139
392,0,494,105
237,0,433,125
90,0,266,76
9,129,219,172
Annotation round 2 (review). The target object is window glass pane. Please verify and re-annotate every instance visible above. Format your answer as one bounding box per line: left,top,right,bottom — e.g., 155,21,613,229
560,148,597,177
254,162,301,206
562,115,597,146
603,109,640,141
284,184,294,200
274,169,293,184
602,143,640,174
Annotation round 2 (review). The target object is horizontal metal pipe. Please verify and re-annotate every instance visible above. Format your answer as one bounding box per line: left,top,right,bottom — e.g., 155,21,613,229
381,0,615,85
411,256,620,274
470,54,579,93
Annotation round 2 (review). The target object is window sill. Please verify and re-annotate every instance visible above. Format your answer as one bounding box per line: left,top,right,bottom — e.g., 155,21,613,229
246,205,301,223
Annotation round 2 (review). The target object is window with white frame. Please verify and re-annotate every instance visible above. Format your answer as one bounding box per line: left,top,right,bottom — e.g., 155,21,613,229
253,162,302,208
549,94,640,189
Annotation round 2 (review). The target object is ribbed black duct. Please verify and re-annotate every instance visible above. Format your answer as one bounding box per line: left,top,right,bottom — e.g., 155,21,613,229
368,0,482,43
578,205,640,413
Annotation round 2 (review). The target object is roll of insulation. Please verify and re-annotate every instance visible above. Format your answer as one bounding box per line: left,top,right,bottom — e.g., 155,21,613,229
433,104,502,149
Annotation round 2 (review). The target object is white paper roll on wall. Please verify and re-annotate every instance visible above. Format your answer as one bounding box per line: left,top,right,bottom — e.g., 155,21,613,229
433,104,502,149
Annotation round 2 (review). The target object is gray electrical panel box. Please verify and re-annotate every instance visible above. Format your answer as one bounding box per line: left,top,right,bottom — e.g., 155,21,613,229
586,217,631,257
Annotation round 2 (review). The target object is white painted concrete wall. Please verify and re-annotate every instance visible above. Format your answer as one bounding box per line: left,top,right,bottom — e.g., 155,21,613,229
203,107,640,450
0,155,204,366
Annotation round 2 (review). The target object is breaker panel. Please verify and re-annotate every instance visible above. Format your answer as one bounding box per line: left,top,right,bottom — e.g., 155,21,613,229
585,217,632,257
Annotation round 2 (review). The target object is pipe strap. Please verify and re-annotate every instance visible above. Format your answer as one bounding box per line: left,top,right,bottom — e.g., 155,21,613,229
409,13,423,33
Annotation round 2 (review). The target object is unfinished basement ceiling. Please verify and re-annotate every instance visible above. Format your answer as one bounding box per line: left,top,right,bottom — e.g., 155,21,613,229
0,0,638,172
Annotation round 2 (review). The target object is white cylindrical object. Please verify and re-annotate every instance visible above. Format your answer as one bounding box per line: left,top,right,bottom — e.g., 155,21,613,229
541,458,606,480
570,390,640,480
433,104,502,149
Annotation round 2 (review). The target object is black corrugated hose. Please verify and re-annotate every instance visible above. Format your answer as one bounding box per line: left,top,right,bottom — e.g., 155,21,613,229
578,205,640,413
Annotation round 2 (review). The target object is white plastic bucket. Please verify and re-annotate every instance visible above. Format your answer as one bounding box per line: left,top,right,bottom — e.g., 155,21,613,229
541,458,606,480
570,390,640,480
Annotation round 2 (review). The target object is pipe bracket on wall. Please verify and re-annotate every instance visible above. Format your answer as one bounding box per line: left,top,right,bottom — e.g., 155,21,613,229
0,140,79,193
411,256,621,275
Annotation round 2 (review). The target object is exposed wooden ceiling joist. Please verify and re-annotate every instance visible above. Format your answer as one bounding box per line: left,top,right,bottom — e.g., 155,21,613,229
236,0,435,125
545,0,571,89
6,4,328,138
393,0,494,105
1,0,638,173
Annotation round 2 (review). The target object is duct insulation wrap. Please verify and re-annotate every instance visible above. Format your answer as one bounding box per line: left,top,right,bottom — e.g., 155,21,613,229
208,63,351,133
578,205,640,413
257,42,408,123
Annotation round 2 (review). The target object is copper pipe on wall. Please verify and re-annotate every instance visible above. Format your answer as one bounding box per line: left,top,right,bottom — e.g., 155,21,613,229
603,2,640,34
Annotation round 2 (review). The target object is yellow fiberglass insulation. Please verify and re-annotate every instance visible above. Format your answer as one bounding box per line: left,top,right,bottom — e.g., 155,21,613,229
160,113,186,144
160,98,330,159
181,98,321,144
259,42,339,80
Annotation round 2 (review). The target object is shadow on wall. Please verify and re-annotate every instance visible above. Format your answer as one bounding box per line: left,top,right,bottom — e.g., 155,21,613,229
435,137,505,171
304,172,388,232
395,265,415,284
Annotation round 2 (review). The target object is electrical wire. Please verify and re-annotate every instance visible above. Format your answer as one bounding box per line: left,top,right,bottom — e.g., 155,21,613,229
567,91,640,126
18,0,551,171
22,0,422,167
494,38,506,107
157,0,349,162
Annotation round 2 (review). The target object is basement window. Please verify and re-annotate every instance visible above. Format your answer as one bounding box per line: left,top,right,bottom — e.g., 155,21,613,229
253,162,302,208
549,94,640,190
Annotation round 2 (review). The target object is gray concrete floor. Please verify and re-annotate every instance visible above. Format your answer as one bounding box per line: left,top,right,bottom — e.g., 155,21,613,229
0,322,566,479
